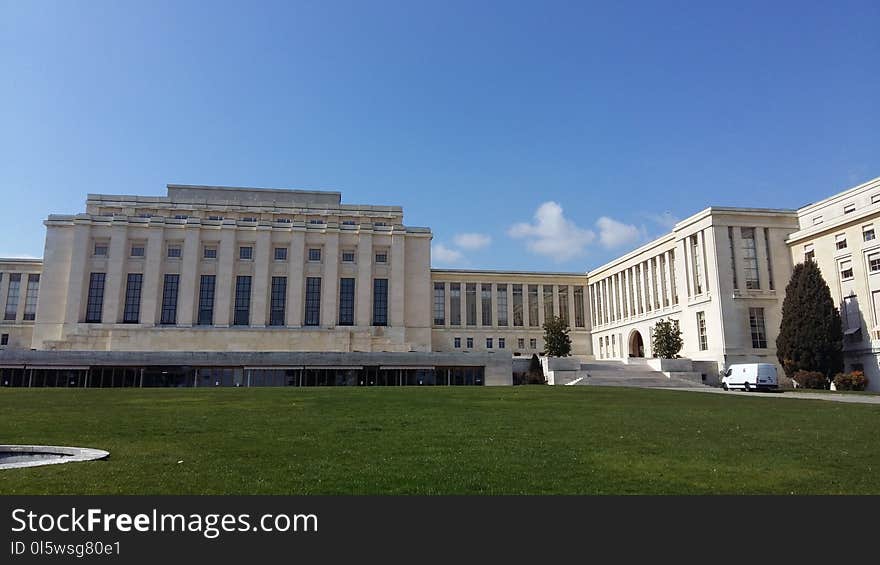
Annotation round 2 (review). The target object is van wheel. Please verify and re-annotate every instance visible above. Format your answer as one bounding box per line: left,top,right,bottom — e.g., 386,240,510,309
743,382,751,392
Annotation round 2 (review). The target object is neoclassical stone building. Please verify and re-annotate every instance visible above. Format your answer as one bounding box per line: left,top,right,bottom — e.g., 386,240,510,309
2,177,880,389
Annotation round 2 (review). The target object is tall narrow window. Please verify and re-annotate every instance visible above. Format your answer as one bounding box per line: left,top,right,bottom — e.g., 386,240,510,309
740,228,760,289
728,227,738,290
512,284,524,326
122,273,143,323
160,274,179,325
659,255,668,307
691,236,704,294
465,283,477,326
270,277,287,326
233,276,252,326
559,286,569,325
23,274,39,321
496,284,508,326
481,284,492,326
696,311,708,351
85,273,105,323
304,277,321,326
450,283,461,326
835,233,847,251
433,282,445,326
373,278,388,326
543,285,554,321
763,228,774,290
528,285,539,327
651,259,659,309
572,287,584,328
635,266,643,314
4,273,20,320
748,307,767,348
339,278,355,326
804,244,815,262
198,275,215,325
669,249,678,304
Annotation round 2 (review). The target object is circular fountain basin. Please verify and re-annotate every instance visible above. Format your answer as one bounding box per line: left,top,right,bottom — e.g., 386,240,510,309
0,445,109,470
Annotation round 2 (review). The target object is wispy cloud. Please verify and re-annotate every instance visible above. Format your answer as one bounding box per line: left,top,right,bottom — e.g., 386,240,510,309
453,232,492,251
596,216,646,249
642,211,679,230
431,243,464,265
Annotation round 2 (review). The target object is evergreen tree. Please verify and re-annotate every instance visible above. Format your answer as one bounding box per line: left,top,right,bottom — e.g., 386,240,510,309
651,318,682,359
527,353,545,385
542,315,572,357
776,261,843,380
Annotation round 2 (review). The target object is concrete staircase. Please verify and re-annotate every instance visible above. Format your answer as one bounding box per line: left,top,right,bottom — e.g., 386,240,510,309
558,360,711,388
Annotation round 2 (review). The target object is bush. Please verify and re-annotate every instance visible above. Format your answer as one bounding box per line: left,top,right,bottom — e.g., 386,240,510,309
793,370,828,389
651,318,682,359
833,371,870,391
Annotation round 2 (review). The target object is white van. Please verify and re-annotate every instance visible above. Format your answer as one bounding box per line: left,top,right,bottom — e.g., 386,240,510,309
721,363,778,391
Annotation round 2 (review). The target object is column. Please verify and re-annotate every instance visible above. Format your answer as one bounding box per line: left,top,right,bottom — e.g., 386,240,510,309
140,226,164,326
214,227,236,327
567,285,576,329
177,226,200,326
444,281,451,327
506,283,514,328
355,233,373,326
537,284,547,327
251,227,271,327
321,233,340,327
490,283,498,327
389,233,405,327
663,251,673,308
286,229,305,327
552,284,560,321
521,283,529,327
102,223,128,324
680,238,692,298
460,281,467,328
699,230,710,293
475,282,483,328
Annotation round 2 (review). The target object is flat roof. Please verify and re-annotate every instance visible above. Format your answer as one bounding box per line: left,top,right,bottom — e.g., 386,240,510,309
431,268,586,277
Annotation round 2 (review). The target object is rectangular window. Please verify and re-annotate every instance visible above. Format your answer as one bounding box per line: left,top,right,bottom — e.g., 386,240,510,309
659,255,669,307
485,338,492,349
728,227,738,289
0,334,7,346
696,311,708,351
543,285,554,321
741,228,760,289
130,244,145,258
270,277,287,326
167,245,182,258
559,286,569,326
691,235,703,294
454,337,461,348
450,283,461,326
844,203,856,214
160,274,179,325
517,338,525,349
466,337,474,349
85,273,105,323
804,244,815,262
93,243,108,257
239,246,253,260
309,219,324,225
874,194,880,205
840,259,854,281
274,247,288,261
233,276,252,326
203,246,217,259
308,248,321,262
338,278,355,326
342,251,355,263
197,275,215,325
749,307,767,349
433,282,446,325
843,295,860,334
4,273,21,320
122,273,143,323
481,285,492,326
574,286,585,328
23,274,39,321
304,277,321,326
496,284,508,326
513,284,524,327
373,278,388,326
873,291,880,327
864,225,876,242
466,283,477,326
835,233,847,251
813,216,823,225
763,227,774,291
498,338,505,349
527,285,539,327
375,253,387,263
530,338,537,349
869,253,880,273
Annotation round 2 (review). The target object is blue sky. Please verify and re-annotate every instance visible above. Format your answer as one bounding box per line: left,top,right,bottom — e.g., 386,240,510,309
2,0,878,271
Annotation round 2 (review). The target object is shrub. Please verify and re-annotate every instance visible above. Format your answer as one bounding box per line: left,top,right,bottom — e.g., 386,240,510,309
833,371,870,391
526,353,546,385
793,370,828,389
651,318,682,359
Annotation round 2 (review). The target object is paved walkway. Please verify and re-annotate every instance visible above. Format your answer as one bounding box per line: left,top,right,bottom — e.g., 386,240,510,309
658,387,880,405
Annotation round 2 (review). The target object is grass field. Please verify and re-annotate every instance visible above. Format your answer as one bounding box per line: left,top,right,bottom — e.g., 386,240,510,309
2,387,879,494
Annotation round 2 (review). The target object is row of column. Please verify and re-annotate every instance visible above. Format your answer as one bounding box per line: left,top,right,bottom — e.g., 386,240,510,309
437,283,585,329
590,249,677,328
66,222,406,328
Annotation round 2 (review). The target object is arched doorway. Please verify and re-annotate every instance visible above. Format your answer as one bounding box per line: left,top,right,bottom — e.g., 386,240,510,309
628,330,645,358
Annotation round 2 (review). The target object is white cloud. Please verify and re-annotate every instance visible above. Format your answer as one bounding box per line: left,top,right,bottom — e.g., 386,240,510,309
507,201,596,261
0,253,40,259
643,211,678,230
453,232,492,250
596,216,645,249
431,243,464,265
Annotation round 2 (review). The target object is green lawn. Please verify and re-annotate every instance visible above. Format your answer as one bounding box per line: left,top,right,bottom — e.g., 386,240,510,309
2,387,879,494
